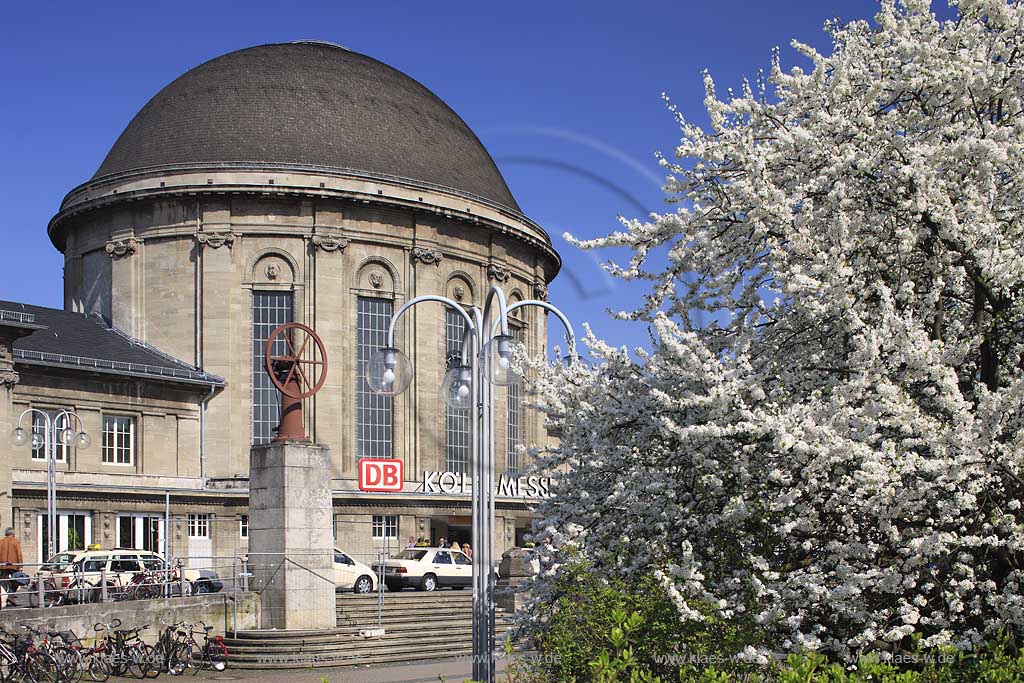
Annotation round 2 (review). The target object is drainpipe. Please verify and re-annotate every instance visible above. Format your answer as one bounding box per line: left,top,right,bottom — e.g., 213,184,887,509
200,385,216,485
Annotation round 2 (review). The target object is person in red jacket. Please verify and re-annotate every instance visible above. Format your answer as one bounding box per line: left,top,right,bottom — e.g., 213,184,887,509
0,528,23,610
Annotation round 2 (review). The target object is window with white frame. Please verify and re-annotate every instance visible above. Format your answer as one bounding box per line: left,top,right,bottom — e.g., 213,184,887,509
239,515,249,539
445,307,470,474
356,296,393,459
188,513,210,538
252,290,294,445
102,415,135,465
116,514,162,552
31,409,70,462
371,514,398,540
507,324,524,475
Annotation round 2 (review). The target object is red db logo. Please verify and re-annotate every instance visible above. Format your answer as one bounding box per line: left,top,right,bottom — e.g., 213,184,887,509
359,459,404,492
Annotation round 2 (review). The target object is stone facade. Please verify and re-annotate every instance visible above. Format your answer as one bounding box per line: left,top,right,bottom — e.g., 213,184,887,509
5,44,560,575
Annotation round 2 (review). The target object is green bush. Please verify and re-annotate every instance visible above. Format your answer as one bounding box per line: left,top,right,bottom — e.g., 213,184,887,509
529,559,763,680
523,561,1024,682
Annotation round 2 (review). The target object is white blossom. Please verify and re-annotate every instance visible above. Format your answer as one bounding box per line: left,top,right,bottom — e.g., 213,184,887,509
523,0,1024,661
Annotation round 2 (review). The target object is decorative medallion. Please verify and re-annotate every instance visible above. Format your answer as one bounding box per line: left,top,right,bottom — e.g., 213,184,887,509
195,231,235,249
412,247,444,265
369,271,384,289
453,285,466,301
487,262,511,283
311,234,349,252
265,264,281,281
0,370,19,388
105,237,141,259
534,280,549,301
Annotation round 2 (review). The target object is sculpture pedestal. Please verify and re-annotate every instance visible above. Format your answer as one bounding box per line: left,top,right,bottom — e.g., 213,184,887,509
495,546,540,613
249,441,335,630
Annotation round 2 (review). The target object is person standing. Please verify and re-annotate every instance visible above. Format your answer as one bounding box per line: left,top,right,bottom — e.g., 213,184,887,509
450,539,462,553
0,528,23,610
463,543,473,560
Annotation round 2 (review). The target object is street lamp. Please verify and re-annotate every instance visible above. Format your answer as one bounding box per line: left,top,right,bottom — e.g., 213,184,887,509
10,409,91,560
365,285,576,683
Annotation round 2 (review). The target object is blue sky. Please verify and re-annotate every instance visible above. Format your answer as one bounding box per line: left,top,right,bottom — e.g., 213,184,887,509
0,0,933,356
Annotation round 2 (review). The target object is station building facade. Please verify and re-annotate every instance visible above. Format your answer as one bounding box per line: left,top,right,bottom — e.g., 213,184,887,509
0,41,559,569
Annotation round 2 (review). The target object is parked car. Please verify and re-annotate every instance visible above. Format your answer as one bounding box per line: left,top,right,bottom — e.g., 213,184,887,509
374,547,473,592
36,548,222,602
333,548,377,594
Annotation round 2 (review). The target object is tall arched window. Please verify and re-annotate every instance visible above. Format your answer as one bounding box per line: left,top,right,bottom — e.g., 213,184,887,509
252,290,293,444
445,307,470,474
356,296,393,458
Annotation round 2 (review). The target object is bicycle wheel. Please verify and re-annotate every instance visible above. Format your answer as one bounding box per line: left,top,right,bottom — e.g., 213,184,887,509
82,651,110,683
49,647,82,683
167,643,192,676
127,644,158,680
25,652,61,683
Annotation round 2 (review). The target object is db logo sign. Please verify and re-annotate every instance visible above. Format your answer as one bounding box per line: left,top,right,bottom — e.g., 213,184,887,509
359,458,404,492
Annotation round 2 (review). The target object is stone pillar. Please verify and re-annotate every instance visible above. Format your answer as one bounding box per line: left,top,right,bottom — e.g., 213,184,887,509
249,441,335,630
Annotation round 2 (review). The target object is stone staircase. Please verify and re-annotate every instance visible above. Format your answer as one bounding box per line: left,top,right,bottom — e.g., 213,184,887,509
222,589,518,669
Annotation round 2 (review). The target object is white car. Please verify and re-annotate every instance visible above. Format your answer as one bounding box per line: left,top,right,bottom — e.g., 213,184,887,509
334,548,377,593
374,547,472,592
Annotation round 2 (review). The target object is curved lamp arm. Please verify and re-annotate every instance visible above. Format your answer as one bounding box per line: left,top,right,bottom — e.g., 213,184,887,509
503,300,578,359
481,286,510,337
387,294,477,348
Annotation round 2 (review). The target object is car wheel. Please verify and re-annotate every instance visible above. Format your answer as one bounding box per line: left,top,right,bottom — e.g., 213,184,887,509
354,575,373,594
193,579,210,594
420,574,437,592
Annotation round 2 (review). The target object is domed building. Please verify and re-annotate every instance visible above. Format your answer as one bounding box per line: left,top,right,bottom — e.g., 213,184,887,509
0,42,559,570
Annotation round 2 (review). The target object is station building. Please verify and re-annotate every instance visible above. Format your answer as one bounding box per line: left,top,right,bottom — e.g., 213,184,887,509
0,41,560,569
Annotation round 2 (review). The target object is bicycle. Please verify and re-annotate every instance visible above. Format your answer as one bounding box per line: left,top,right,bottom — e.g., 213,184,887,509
154,621,191,676
185,622,227,673
0,626,62,683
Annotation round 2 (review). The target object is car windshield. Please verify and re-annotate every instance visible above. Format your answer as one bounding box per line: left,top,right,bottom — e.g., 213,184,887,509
41,551,77,571
393,550,427,561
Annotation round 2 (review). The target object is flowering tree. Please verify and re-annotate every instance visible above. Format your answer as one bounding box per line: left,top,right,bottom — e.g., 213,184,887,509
530,0,1024,660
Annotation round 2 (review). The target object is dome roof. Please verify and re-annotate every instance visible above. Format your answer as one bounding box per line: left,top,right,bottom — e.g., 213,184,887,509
91,42,520,211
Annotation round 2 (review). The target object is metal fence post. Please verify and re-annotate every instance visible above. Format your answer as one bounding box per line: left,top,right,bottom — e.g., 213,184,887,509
37,576,45,608
100,569,108,603
178,560,185,597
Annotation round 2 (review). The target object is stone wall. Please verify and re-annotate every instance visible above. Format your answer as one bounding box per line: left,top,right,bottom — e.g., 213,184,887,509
0,592,259,640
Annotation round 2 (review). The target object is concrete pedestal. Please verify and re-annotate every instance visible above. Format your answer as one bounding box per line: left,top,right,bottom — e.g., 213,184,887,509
249,441,335,630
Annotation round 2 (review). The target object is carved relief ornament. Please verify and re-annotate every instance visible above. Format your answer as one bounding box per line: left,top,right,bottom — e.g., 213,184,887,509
311,234,349,252
534,281,549,301
487,262,511,283
412,247,444,265
195,231,235,249
0,370,19,388
105,237,141,259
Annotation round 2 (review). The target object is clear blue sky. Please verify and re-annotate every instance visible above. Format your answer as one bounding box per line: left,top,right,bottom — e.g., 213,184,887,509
0,1,937,355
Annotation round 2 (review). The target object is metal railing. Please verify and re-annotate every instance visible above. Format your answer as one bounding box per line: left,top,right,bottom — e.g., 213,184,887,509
0,309,36,324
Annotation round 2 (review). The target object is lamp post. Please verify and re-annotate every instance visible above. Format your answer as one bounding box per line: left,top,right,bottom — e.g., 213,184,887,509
365,284,575,683
10,409,91,560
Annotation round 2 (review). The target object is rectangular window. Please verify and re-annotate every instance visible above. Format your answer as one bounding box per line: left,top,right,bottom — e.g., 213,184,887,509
445,307,470,475
115,514,163,552
252,290,294,445
188,513,210,538
357,297,393,458
102,416,135,465
371,514,398,540
507,325,524,475
37,512,91,563
239,515,249,539
31,410,70,462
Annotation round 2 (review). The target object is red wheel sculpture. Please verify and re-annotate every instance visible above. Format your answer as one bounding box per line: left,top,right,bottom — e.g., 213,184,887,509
264,323,328,399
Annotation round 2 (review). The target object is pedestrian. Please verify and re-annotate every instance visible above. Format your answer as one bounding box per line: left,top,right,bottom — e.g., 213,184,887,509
406,536,415,549
415,537,428,547
437,536,446,549
463,543,472,560
450,539,462,553
0,528,23,611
